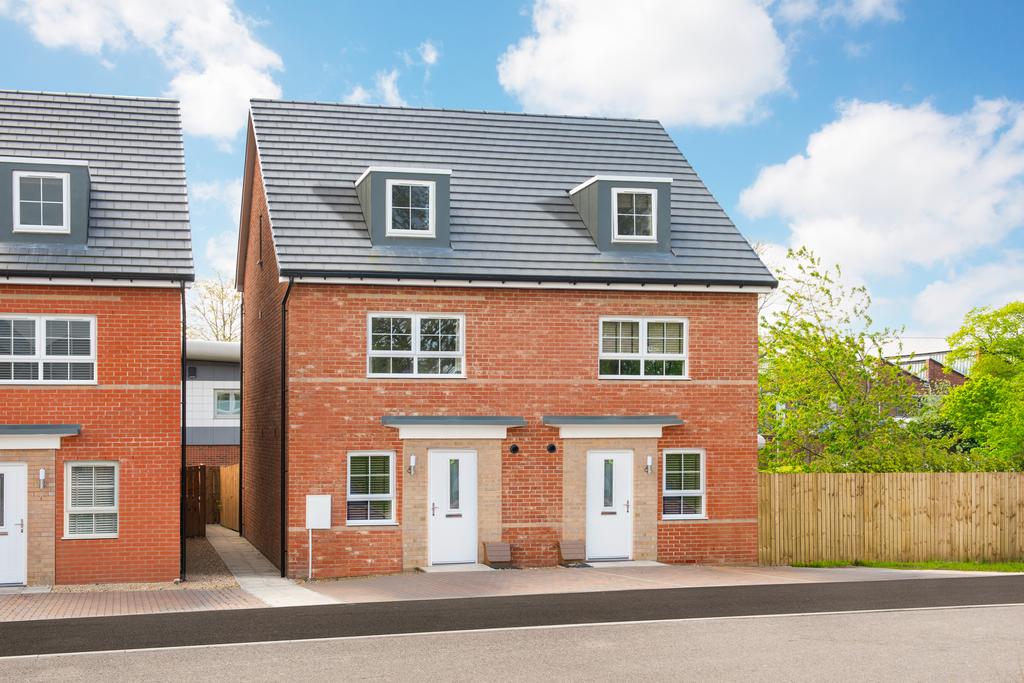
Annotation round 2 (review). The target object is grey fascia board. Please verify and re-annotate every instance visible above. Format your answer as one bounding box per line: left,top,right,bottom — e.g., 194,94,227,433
381,415,526,427
281,267,777,288
0,423,81,436
543,415,684,426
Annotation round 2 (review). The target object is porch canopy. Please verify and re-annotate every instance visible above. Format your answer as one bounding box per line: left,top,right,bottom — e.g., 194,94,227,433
381,416,526,440
542,415,683,439
0,424,81,450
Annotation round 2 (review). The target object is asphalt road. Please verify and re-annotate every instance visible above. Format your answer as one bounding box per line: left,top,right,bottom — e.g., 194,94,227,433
2,574,1023,659
6,604,1024,681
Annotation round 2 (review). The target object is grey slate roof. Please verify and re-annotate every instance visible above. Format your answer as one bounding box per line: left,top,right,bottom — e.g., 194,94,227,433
249,100,774,287
0,90,194,279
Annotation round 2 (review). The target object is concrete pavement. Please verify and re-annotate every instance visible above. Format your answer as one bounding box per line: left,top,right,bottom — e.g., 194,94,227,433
4,604,1023,680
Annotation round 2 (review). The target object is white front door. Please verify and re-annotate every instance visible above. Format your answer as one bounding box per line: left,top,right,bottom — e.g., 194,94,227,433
586,450,633,561
428,449,478,565
0,463,28,585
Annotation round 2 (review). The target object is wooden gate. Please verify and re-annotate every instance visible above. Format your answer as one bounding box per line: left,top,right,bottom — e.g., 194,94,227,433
219,464,240,532
185,465,207,538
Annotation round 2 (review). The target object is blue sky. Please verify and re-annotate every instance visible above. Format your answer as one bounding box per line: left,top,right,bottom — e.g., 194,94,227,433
2,0,1022,338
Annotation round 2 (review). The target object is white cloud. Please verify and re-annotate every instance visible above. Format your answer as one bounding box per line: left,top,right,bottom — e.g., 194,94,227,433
843,40,870,57
740,98,1024,280
497,0,788,127
204,230,238,274
775,0,901,24
191,177,242,226
912,252,1024,335
418,40,439,66
344,69,407,107
0,0,282,142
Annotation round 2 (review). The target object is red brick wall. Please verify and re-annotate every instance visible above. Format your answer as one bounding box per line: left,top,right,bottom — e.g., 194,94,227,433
186,445,239,467
0,284,181,584
277,283,759,577
240,157,287,567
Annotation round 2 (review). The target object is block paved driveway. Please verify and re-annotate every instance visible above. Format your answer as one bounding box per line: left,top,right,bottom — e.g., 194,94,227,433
305,562,1011,604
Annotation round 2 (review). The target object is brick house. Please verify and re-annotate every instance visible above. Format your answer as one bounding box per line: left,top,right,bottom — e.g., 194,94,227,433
236,100,775,578
0,91,193,586
185,340,240,468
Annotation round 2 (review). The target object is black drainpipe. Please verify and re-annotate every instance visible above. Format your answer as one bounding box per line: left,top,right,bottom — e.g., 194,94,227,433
238,296,244,537
179,280,187,581
279,277,295,577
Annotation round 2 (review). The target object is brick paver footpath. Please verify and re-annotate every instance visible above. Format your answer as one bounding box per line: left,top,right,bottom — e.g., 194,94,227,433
0,588,262,622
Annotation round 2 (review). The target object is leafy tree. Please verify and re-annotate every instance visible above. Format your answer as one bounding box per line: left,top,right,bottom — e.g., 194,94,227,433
758,247,930,471
188,272,241,342
947,302,1024,379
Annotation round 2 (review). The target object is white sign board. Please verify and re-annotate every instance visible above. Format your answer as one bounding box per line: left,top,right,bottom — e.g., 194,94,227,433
306,495,332,530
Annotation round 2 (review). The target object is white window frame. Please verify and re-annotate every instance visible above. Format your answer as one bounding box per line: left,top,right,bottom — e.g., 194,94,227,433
213,388,241,419
367,312,466,379
598,316,688,380
662,449,706,520
13,170,71,234
0,314,97,385
346,451,397,526
611,187,657,243
385,178,436,238
63,461,120,539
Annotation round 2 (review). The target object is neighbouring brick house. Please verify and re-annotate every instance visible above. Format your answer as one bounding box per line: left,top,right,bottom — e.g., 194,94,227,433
185,340,240,468
0,91,193,586
236,100,775,578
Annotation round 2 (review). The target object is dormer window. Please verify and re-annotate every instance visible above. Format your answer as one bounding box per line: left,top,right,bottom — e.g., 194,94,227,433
13,170,70,234
612,188,656,242
386,179,435,237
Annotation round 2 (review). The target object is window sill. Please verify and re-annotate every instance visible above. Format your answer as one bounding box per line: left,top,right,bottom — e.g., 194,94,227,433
62,534,119,540
599,376,691,381
345,521,399,527
661,515,708,522
0,379,98,386
367,375,467,380
13,225,71,235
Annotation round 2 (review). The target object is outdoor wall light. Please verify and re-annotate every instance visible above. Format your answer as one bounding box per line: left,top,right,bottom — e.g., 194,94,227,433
645,456,653,474
509,444,520,454
546,444,557,454
408,454,417,476
39,467,46,489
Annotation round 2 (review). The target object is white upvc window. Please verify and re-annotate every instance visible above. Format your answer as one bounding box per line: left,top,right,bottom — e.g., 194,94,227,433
367,313,465,378
346,451,396,525
599,317,688,379
0,315,96,384
662,449,705,519
214,389,241,418
611,188,657,242
13,170,71,234
65,461,119,538
385,179,436,237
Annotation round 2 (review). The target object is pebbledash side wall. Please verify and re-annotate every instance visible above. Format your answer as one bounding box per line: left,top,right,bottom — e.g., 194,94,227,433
0,284,182,584
279,283,759,578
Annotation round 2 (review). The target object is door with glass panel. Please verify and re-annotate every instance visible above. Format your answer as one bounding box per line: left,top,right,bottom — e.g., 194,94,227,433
585,450,633,560
0,463,28,585
428,450,477,565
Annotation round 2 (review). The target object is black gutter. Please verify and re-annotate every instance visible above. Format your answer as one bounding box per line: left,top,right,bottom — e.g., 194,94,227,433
179,281,187,581
277,268,778,289
0,270,196,282
279,277,295,577
238,296,244,536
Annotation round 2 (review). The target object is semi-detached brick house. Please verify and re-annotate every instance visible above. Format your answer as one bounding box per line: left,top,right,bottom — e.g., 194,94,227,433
0,91,193,586
236,99,775,578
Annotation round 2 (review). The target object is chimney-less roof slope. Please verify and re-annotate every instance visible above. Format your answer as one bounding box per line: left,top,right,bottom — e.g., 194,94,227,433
0,90,194,280
248,99,773,287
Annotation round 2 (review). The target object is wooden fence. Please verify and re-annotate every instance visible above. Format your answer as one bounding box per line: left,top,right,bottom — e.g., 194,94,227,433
758,472,1024,565
219,464,240,532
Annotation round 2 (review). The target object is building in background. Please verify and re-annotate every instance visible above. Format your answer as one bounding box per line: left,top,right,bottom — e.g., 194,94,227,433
185,340,240,468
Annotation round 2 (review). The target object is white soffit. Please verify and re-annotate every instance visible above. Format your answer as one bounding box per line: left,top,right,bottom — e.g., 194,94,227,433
395,424,512,440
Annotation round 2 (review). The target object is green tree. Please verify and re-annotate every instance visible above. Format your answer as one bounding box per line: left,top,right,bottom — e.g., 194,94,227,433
758,247,930,471
938,301,1024,468
947,302,1024,379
